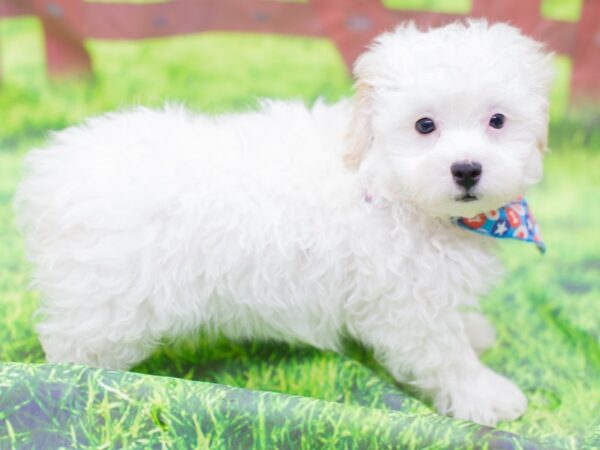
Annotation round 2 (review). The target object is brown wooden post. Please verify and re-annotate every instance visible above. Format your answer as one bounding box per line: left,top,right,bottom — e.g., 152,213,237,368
571,0,600,103
33,0,92,77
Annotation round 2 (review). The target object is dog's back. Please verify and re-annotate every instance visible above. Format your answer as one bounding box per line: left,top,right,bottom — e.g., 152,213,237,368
14,101,361,369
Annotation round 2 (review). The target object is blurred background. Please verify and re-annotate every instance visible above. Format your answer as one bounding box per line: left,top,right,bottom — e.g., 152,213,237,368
1,0,599,446
0,0,599,150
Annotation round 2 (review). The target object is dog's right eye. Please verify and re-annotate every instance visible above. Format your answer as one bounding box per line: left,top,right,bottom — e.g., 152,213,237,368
415,118,436,134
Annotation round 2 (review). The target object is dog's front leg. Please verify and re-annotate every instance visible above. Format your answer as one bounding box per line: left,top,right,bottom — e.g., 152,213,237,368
348,302,526,426
461,309,496,354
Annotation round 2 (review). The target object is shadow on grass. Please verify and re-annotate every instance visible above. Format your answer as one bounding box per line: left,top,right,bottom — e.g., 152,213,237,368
133,336,430,414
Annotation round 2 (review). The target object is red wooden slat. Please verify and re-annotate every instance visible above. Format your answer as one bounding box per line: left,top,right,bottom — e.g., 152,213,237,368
312,0,464,68
311,0,392,67
84,0,324,40
471,0,577,56
472,0,542,31
382,9,464,29
571,0,600,102
0,0,34,17
534,19,577,56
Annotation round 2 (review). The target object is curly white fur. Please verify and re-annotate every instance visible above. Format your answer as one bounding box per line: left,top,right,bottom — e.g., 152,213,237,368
14,20,553,426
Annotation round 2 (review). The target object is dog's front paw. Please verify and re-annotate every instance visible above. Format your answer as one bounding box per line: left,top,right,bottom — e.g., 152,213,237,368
435,367,527,427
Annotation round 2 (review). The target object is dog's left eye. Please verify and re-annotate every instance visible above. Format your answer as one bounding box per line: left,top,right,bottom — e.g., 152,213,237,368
489,113,505,129
415,118,436,134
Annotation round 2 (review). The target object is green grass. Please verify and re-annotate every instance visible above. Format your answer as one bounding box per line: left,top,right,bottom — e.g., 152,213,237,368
384,0,472,14
542,0,583,22
0,363,541,449
1,6,600,449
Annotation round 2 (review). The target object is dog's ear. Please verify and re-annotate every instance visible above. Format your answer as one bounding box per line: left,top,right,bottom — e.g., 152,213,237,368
344,81,374,171
343,25,415,171
537,131,548,155
537,107,550,155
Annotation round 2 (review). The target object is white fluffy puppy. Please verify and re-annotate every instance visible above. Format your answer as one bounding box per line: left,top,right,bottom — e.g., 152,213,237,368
14,20,552,426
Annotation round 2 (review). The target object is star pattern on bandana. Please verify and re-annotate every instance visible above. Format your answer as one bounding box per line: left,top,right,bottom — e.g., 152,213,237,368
493,220,508,236
452,198,546,253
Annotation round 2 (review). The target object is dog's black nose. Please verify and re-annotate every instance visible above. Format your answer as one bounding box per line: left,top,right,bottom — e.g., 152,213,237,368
451,162,482,190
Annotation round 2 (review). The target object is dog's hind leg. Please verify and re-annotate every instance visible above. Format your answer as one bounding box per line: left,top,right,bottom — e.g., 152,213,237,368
37,307,159,370
32,265,165,370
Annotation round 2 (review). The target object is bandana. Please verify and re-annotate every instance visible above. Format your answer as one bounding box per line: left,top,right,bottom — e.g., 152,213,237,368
453,198,545,253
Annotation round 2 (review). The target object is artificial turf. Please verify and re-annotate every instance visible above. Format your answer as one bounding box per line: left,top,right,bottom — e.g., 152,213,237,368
1,7,599,448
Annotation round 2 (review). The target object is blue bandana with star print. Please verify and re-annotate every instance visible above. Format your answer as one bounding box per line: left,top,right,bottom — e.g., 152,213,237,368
453,198,546,253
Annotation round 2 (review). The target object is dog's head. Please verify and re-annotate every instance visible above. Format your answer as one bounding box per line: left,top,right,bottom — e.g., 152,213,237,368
346,20,553,218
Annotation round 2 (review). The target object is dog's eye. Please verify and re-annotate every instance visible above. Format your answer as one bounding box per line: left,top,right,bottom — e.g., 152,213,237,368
415,118,436,134
489,113,505,129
